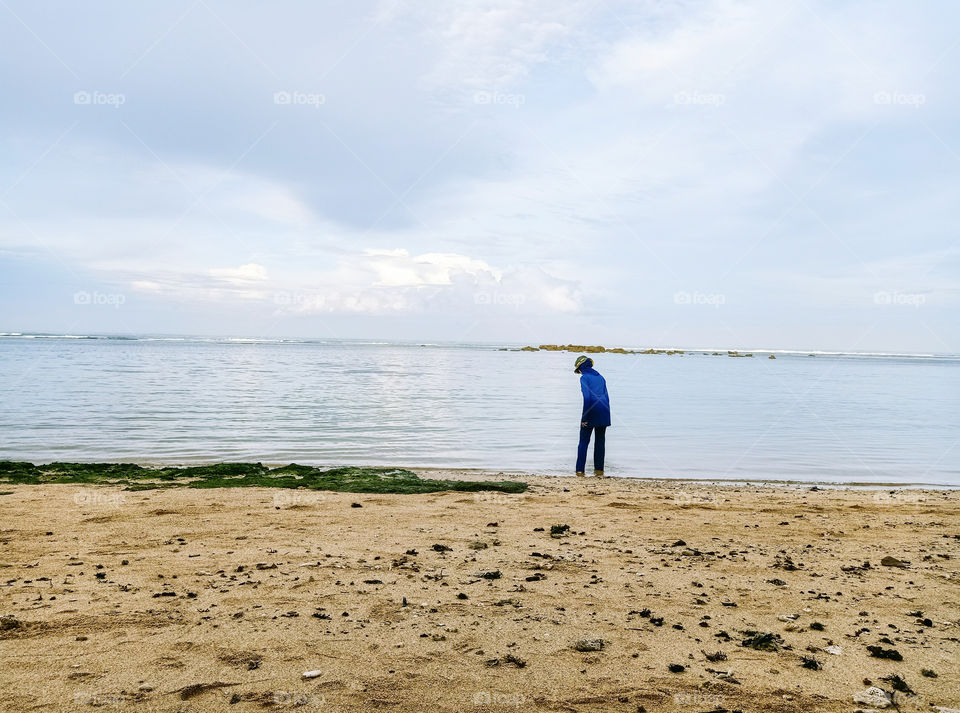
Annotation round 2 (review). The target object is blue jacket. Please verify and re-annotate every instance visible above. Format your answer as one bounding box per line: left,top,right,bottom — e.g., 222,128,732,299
579,366,611,427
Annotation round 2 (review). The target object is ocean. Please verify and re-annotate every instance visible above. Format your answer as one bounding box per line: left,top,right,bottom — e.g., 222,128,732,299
1,334,957,486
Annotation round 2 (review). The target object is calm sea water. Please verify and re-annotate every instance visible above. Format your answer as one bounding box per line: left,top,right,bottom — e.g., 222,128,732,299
1,334,957,485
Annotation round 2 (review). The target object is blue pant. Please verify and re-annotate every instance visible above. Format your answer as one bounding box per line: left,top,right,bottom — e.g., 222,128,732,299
576,425,606,472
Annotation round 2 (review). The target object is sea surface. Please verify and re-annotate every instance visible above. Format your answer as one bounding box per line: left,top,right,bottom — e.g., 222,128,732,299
1,333,957,485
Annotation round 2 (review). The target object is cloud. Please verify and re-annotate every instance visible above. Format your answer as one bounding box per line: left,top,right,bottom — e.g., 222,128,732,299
209,263,269,284
362,249,502,287
120,248,580,317
275,249,580,315
126,265,271,303
1,0,958,348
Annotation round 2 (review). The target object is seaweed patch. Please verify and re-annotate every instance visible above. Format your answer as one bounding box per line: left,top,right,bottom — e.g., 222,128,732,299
0,461,528,496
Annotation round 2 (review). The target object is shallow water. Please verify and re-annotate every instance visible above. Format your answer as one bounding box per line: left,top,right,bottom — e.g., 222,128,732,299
1,335,957,485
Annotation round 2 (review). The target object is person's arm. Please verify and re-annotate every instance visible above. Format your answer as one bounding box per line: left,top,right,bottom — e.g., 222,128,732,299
580,378,593,426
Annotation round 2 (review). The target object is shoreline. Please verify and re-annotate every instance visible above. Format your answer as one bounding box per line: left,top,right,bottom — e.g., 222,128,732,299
3,459,957,490
412,467,960,490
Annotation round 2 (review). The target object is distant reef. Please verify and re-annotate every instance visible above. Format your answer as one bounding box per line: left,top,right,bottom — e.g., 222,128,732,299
503,345,774,358
509,344,685,355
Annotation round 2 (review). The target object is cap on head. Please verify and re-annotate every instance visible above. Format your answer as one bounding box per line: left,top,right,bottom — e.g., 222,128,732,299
574,355,593,373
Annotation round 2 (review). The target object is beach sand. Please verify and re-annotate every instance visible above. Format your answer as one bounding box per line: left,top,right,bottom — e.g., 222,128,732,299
0,472,958,712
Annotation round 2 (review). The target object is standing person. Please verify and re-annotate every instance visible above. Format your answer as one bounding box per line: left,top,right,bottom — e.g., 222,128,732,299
573,355,611,477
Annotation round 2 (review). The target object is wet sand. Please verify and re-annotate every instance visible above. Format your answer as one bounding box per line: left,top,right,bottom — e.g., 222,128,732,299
1,472,958,712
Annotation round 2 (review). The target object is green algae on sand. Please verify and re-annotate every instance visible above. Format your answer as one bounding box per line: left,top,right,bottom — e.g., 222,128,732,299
0,461,527,495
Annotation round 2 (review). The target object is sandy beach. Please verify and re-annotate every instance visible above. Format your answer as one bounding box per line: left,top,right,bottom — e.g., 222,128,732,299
1,472,958,712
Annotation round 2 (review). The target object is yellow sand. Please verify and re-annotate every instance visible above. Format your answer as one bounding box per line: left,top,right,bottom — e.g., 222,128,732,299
0,473,957,712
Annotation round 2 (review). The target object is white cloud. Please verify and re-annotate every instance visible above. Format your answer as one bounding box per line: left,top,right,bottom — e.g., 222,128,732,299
119,248,580,317
276,249,579,315
209,263,269,284
362,249,503,287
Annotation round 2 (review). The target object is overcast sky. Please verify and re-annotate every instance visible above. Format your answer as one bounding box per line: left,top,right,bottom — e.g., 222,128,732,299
0,0,957,352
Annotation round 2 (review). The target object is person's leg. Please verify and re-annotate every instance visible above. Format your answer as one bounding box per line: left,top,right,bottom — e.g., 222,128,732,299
576,426,592,473
593,426,606,473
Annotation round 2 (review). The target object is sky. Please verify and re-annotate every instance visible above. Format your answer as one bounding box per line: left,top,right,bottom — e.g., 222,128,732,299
0,0,957,352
